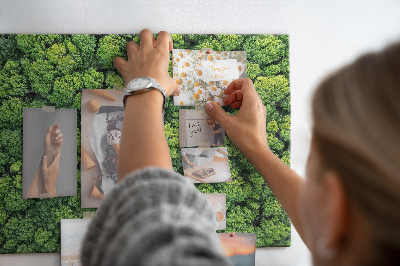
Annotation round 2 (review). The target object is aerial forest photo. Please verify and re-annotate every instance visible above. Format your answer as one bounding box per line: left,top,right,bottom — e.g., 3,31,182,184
0,33,290,253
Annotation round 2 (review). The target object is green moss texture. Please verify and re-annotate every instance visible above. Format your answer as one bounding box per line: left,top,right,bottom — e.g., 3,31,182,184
0,34,290,253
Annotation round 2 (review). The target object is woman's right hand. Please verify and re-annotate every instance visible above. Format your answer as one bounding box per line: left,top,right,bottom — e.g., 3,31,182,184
205,78,269,156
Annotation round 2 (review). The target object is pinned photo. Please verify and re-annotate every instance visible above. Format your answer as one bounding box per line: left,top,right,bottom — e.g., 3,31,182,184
205,193,226,230
22,108,77,198
172,49,247,106
61,219,92,266
181,147,231,183
219,233,256,266
179,109,225,147
81,89,124,208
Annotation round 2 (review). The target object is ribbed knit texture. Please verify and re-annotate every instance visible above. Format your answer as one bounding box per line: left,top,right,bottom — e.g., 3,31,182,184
81,167,232,266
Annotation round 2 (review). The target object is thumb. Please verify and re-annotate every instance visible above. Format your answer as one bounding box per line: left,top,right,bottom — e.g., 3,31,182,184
45,126,52,138
205,102,231,128
42,156,48,171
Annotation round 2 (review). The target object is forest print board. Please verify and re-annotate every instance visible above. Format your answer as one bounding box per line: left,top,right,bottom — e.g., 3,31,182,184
0,33,290,253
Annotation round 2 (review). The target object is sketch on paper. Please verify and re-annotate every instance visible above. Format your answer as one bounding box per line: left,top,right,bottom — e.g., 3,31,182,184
173,49,247,106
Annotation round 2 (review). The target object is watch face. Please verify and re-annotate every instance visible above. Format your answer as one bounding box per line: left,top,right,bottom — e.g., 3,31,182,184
132,77,151,90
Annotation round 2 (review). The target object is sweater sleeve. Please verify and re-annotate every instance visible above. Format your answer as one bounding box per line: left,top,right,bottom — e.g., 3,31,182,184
80,167,232,266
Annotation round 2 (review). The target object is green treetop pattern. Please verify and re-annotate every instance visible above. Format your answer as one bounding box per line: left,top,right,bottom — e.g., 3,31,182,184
0,34,290,253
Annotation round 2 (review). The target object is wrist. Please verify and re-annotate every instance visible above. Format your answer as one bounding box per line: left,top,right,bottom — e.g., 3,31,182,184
125,90,164,110
43,182,56,194
240,140,272,159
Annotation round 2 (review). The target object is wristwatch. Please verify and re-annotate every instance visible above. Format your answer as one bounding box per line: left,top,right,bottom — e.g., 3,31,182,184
123,77,166,108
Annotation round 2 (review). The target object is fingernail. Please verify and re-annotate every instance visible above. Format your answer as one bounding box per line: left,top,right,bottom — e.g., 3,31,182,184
177,86,182,95
43,156,47,159
206,102,214,111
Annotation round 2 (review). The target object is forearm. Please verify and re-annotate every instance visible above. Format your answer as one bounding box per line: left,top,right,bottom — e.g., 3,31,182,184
118,91,172,181
26,168,42,198
43,182,57,197
243,145,305,240
26,156,46,198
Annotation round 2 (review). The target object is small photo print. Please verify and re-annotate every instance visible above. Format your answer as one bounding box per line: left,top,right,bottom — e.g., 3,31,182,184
205,193,226,230
81,89,125,208
179,109,225,147
219,233,256,266
61,219,91,266
172,49,247,106
181,147,231,183
22,108,77,198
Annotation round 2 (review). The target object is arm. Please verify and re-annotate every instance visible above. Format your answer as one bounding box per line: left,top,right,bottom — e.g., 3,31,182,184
216,147,228,157
26,158,45,198
182,154,196,167
205,78,306,241
113,29,180,181
201,113,212,128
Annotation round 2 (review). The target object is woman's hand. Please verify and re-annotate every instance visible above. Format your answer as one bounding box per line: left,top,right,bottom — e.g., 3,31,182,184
113,29,180,97
43,124,63,165
205,78,269,156
41,151,61,197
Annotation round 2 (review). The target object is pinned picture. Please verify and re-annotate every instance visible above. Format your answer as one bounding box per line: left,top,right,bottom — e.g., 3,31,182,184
61,219,92,266
219,233,256,266
81,89,124,208
173,49,247,106
181,147,231,183
179,109,225,147
22,108,77,198
205,193,226,230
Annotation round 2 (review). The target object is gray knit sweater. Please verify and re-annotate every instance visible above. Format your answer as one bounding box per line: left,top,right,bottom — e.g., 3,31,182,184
81,167,232,266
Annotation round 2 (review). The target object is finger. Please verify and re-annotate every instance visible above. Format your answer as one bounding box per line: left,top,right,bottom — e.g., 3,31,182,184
42,156,48,171
155,31,173,53
54,129,61,135
140,29,155,52
126,41,139,59
45,126,52,138
55,133,63,141
223,90,243,106
56,139,64,146
225,78,257,98
113,57,128,74
52,124,59,133
205,102,231,129
171,85,182,96
230,101,243,109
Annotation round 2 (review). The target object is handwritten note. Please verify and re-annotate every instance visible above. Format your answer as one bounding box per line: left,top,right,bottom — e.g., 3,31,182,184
199,60,239,82
188,121,202,137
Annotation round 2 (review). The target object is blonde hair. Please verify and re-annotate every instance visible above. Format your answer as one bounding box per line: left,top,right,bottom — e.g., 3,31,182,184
312,43,400,264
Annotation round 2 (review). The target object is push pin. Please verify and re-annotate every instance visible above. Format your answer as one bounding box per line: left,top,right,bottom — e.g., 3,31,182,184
230,232,235,237
206,49,212,54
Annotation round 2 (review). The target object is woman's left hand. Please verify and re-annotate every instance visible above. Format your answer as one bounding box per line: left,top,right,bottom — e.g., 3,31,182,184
41,151,61,197
113,29,180,97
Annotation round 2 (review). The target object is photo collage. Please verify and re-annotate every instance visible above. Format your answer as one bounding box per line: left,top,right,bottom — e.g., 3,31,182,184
1,33,291,258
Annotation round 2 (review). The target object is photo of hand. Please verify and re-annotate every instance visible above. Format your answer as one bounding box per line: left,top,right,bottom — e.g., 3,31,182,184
26,124,63,198
23,108,77,199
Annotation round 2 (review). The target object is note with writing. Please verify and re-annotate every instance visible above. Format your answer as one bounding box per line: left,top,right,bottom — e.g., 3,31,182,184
199,59,239,81
173,49,247,106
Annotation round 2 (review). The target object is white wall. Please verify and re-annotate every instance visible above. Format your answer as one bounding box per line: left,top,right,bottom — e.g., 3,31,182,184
1,0,400,265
